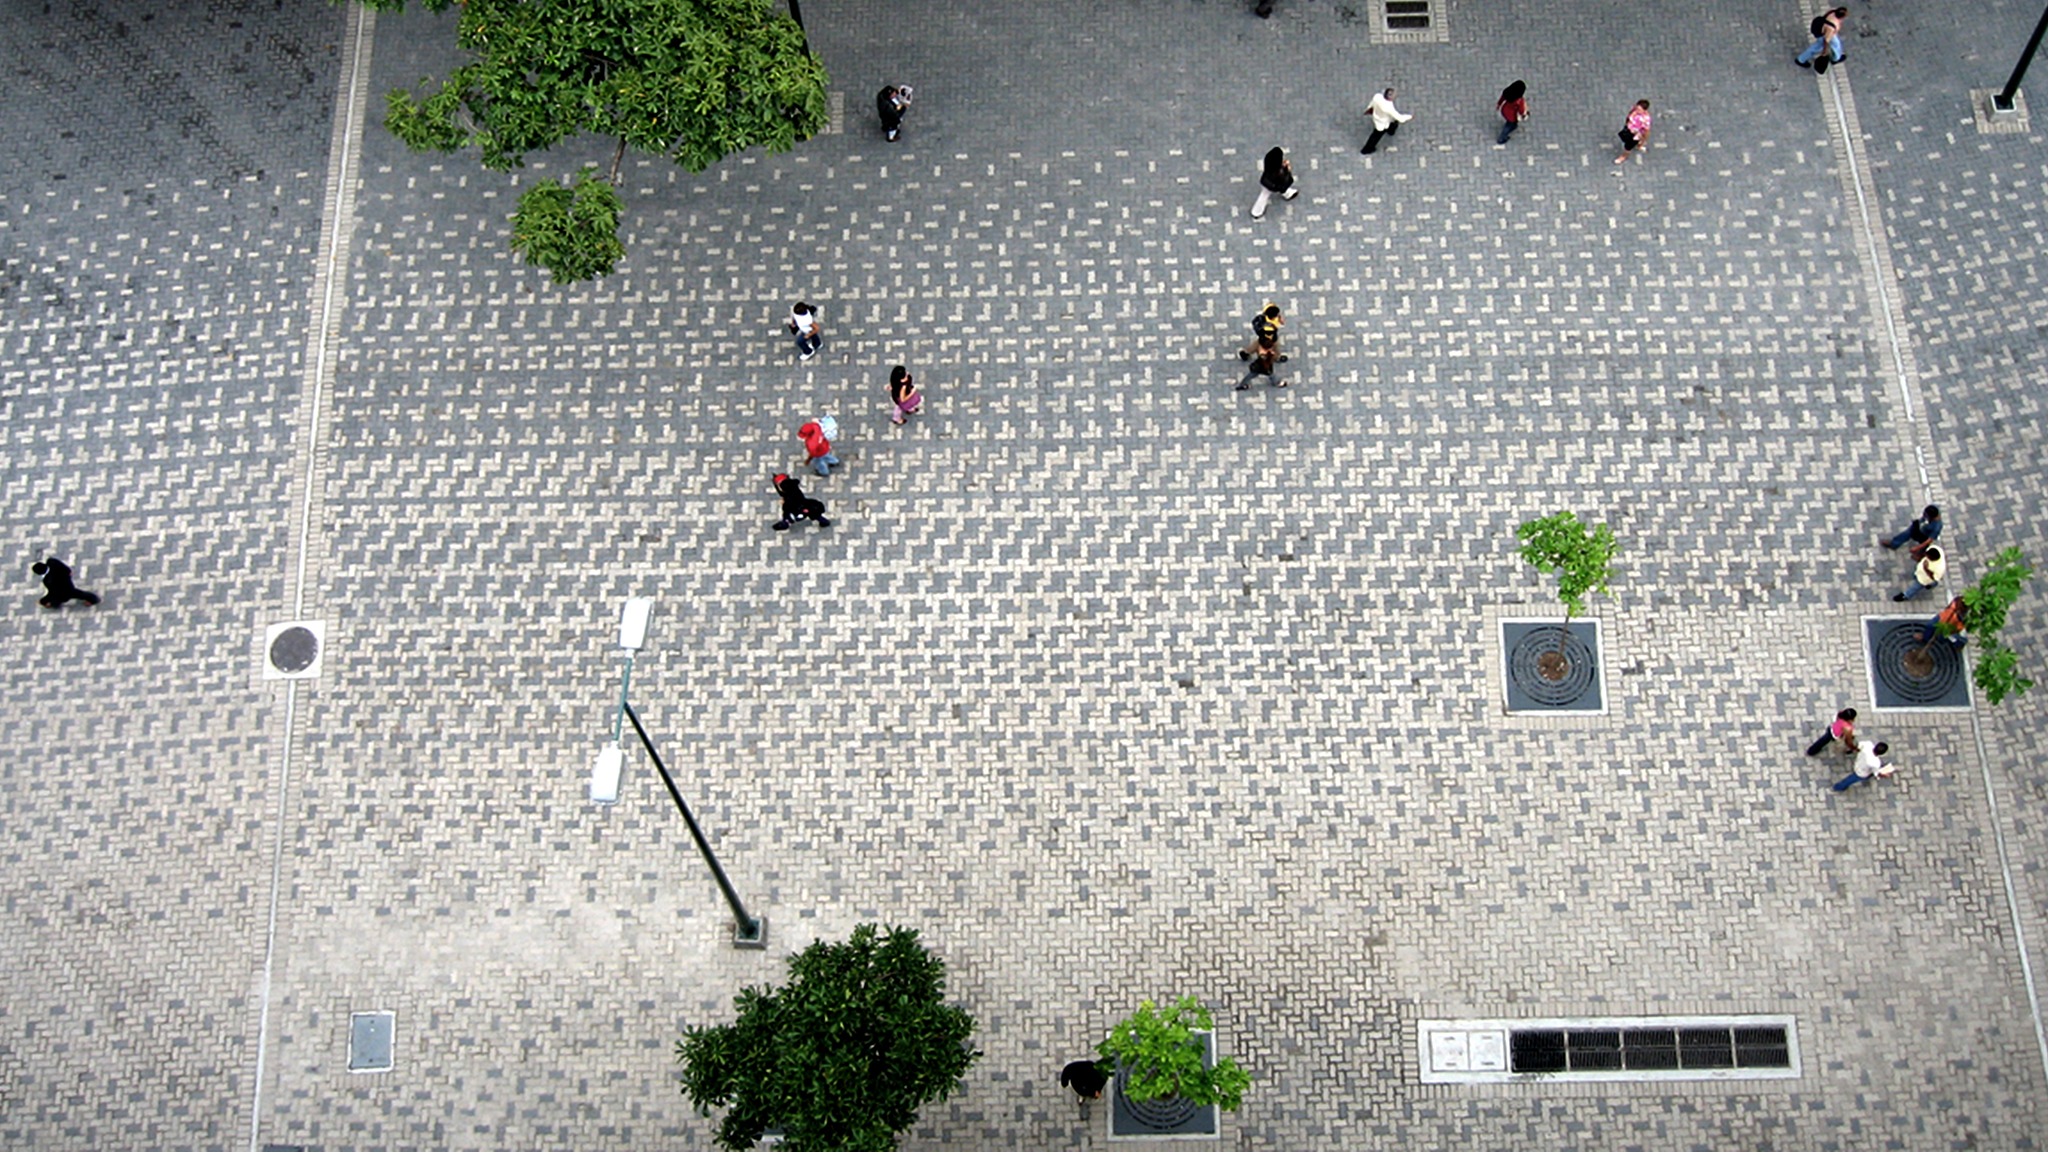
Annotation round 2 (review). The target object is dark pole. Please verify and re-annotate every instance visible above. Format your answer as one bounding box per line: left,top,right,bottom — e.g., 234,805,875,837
1996,2,2048,111
787,0,805,38
623,701,764,945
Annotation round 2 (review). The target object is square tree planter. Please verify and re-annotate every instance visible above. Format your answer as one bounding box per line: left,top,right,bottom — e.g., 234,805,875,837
1499,618,1606,714
1862,616,1973,711
1109,1030,1220,1140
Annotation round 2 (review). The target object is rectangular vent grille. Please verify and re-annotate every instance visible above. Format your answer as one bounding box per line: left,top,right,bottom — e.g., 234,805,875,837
1385,0,1432,29
1420,1016,1799,1084
1368,0,1449,44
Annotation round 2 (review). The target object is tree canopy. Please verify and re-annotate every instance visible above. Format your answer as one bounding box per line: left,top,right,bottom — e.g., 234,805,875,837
376,0,827,173
365,0,828,279
1515,510,1619,620
677,924,979,1152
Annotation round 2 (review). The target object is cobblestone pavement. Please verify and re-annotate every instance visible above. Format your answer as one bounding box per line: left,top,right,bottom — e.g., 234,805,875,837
5,0,2048,1149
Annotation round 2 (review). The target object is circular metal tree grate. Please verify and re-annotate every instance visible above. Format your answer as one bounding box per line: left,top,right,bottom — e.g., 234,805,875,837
1115,1065,1199,1132
1871,622,1964,704
1507,625,1598,708
268,625,320,674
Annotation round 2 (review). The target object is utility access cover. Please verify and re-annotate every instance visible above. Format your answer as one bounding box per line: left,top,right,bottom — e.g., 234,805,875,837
1863,616,1973,711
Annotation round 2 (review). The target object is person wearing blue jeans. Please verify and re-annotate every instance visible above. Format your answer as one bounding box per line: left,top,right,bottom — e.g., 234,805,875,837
1496,81,1527,146
1893,545,1944,601
1796,8,1847,69
1832,741,1891,791
1881,503,1941,552
1917,596,1969,648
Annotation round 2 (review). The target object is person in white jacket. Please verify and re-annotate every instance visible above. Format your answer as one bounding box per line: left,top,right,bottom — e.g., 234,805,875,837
1361,88,1413,155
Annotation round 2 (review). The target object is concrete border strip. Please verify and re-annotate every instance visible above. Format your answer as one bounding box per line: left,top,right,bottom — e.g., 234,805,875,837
246,4,377,1150
1809,50,2048,1095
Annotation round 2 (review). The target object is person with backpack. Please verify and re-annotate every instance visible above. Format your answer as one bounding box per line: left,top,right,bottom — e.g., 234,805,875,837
798,416,840,476
787,302,822,361
770,473,831,531
1797,8,1847,73
1238,303,1288,362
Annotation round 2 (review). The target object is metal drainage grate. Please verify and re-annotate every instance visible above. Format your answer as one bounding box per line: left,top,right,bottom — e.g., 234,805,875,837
1500,619,1606,713
1421,1016,1799,1083
1368,0,1449,44
1863,617,1972,710
1386,0,1432,29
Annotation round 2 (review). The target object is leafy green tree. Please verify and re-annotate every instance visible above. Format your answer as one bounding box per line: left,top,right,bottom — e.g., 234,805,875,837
1962,546,2036,705
366,0,828,281
1515,510,1619,674
510,168,625,284
677,924,979,1152
1098,997,1250,1111
1515,511,1619,622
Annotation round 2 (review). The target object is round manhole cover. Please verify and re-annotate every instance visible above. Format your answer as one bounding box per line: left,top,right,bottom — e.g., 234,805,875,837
268,625,320,674
1871,622,1963,704
1507,625,1599,707
1116,1066,1199,1132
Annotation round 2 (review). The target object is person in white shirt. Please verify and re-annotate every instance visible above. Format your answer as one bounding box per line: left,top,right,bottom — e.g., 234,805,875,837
787,302,822,361
1361,88,1413,155
1832,741,1893,791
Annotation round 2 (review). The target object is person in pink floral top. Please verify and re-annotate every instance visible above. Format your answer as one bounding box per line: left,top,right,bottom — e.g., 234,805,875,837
1614,100,1652,165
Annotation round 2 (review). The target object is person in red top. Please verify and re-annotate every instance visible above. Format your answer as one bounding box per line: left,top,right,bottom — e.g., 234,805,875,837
1496,80,1528,146
798,418,839,476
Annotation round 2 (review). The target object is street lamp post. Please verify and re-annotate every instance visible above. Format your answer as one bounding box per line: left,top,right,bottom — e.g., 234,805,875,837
1995,2,2048,112
591,599,767,950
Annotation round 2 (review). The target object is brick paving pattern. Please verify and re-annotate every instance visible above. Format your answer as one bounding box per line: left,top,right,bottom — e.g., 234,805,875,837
4,0,2047,1149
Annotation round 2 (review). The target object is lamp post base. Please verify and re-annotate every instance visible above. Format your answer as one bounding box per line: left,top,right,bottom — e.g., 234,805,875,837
733,915,768,950
1974,87,2031,134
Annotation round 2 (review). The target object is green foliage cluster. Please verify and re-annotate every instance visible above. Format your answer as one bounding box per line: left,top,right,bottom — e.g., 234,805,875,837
510,170,625,283
1961,546,2036,705
1515,510,1619,619
377,0,827,174
676,924,979,1152
1097,997,1250,1111
367,0,827,281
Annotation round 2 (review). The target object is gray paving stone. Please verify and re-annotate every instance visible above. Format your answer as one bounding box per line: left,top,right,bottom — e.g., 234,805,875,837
7,0,2048,1149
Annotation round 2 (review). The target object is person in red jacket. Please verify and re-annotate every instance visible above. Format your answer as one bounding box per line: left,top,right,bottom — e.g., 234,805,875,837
798,417,839,476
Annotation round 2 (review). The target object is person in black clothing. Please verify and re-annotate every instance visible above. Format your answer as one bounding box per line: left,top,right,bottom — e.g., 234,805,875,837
877,85,911,142
771,474,832,531
1249,147,1297,219
1060,1058,1109,1100
33,557,99,609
